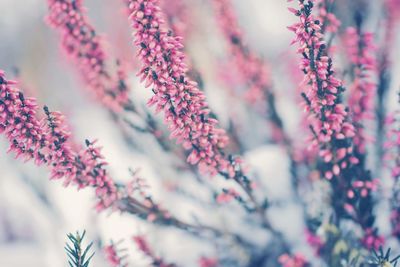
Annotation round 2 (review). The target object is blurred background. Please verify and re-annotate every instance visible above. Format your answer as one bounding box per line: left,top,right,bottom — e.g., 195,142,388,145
0,0,399,266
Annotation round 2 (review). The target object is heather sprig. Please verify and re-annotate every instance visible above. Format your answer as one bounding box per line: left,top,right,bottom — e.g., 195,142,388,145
0,70,120,210
65,230,95,267
288,0,382,255
289,0,368,211
126,0,233,177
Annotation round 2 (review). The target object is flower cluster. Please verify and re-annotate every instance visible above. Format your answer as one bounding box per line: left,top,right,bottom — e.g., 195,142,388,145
288,0,372,199
46,0,130,111
0,70,118,210
344,27,377,154
288,2,357,173
125,0,237,177
288,0,381,253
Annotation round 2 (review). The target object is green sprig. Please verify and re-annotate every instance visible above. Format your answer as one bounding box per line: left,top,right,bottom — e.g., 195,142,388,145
64,230,95,267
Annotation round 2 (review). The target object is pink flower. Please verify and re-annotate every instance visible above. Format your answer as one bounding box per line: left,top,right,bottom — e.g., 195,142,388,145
288,0,362,185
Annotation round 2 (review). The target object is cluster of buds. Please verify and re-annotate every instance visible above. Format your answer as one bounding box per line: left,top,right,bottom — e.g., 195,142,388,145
125,0,244,177
0,70,118,210
288,1,358,180
288,0,380,252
